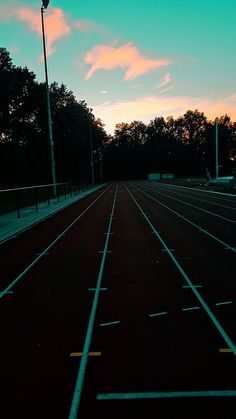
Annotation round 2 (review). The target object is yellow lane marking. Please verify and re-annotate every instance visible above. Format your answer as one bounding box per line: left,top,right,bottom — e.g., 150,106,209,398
70,351,102,357
219,348,232,353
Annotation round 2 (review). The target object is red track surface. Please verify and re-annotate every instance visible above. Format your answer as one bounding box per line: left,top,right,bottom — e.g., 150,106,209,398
0,181,236,419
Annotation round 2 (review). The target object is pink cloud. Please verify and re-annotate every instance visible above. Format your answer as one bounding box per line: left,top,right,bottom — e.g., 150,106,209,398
92,95,236,135
84,43,171,80
0,3,70,55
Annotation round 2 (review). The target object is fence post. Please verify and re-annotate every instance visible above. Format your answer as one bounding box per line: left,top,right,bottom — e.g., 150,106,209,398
34,188,38,211
57,184,60,202
16,189,20,218
47,187,51,206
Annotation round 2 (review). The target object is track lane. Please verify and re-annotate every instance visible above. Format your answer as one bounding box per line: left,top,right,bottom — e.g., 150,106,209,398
0,185,110,295
143,181,236,215
129,183,236,338
134,181,236,252
0,184,117,419
1,180,236,419
76,182,236,419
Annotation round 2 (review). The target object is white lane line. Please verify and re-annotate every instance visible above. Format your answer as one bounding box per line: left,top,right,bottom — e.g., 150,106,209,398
215,301,232,306
126,185,236,356
149,311,168,317
0,186,111,298
156,184,236,212
133,185,236,253
140,183,236,225
100,321,121,327
68,184,118,419
182,306,200,312
88,288,108,291
182,285,202,288
149,181,236,200
97,389,236,400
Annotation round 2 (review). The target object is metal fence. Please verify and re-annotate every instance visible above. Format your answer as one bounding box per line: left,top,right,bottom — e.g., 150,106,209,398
0,181,92,218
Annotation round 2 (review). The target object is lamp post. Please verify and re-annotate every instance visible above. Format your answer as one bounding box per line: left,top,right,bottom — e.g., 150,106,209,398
99,149,103,182
89,109,95,186
41,0,57,195
215,117,219,179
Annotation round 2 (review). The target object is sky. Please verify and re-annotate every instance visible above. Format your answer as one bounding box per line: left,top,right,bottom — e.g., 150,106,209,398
1,0,236,134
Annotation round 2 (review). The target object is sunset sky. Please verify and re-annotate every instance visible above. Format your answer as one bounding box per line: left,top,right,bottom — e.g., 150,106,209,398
1,0,236,134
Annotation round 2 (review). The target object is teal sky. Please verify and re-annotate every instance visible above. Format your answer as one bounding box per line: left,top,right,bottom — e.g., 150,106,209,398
1,0,236,133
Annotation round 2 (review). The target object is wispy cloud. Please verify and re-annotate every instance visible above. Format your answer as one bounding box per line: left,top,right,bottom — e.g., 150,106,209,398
84,43,171,80
74,19,106,35
0,3,71,55
92,95,236,134
156,72,171,89
158,84,174,94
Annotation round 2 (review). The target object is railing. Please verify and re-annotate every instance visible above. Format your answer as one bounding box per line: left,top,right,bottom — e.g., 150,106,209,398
0,181,92,218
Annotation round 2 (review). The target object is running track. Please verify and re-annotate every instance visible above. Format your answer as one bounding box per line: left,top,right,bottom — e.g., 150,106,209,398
0,181,236,419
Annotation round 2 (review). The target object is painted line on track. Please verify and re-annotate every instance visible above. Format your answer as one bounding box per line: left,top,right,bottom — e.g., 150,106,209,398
155,183,236,212
149,311,168,317
148,181,236,199
68,184,118,419
126,185,236,356
215,301,232,306
182,306,200,311
70,352,102,357
133,184,236,253
88,288,108,291
100,321,121,327
97,390,236,400
139,183,236,225
0,186,111,299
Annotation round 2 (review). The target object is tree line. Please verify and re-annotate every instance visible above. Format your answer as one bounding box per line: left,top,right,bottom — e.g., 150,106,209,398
1,48,236,186
0,48,108,186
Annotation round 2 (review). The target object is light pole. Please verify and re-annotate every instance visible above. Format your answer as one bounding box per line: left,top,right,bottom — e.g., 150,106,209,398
41,0,57,195
215,116,219,179
99,151,103,182
89,109,95,186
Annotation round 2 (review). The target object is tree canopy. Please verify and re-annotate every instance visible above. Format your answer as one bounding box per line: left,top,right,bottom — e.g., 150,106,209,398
0,48,236,185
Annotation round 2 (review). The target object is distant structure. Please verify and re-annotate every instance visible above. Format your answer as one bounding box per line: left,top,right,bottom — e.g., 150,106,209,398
148,173,160,181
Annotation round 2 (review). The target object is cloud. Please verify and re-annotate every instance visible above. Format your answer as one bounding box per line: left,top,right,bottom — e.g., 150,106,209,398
0,3,71,55
156,72,171,89
74,19,106,35
158,84,174,94
92,95,236,135
84,43,171,80
225,93,236,103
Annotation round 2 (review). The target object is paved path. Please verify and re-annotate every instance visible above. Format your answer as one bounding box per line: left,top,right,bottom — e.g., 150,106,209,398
0,181,235,419
0,184,104,243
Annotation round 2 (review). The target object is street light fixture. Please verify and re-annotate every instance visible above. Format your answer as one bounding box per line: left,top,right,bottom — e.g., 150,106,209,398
41,0,57,195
